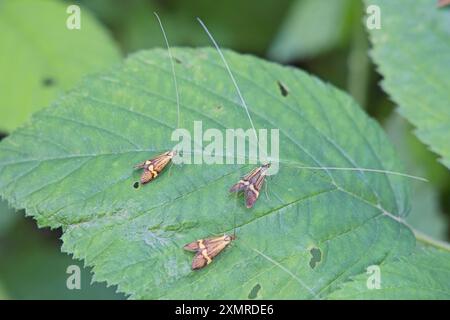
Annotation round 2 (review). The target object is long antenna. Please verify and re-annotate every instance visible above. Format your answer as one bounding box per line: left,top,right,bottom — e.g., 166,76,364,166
195,17,428,184
196,17,259,148
290,165,428,182
232,217,236,239
154,12,180,129
233,194,237,238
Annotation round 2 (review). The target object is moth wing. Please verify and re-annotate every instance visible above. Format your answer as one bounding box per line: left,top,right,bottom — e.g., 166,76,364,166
246,173,266,208
152,153,172,173
140,169,154,184
183,241,200,252
244,187,259,208
247,167,264,185
243,167,260,181
229,180,247,193
192,252,208,270
203,236,231,259
253,174,266,191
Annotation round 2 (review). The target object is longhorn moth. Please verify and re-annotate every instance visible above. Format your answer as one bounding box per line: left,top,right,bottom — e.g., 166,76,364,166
134,150,176,184
183,206,238,269
134,12,181,185
184,193,239,271
195,17,427,209
182,229,319,299
229,163,271,208
197,18,274,208
184,233,236,270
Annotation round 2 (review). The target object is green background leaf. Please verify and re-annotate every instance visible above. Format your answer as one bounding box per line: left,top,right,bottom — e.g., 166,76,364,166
74,0,292,55
0,48,430,299
0,217,124,299
365,0,450,168
0,199,15,236
268,0,358,62
0,0,121,133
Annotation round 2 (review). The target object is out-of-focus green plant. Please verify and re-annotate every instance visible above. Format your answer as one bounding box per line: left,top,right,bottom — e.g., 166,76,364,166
0,218,124,299
366,0,450,169
0,200,15,237
0,0,121,133
268,0,359,62
77,0,292,54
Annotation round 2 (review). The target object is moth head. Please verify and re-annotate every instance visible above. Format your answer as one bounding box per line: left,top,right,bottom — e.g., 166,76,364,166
224,234,235,242
260,162,272,176
167,150,177,158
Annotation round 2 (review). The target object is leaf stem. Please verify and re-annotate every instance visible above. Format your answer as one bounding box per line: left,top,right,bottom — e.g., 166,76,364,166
413,229,450,252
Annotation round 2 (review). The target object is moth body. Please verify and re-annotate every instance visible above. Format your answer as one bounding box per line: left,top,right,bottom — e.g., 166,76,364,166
184,234,235,270
230,163,271,208
134,150,176,184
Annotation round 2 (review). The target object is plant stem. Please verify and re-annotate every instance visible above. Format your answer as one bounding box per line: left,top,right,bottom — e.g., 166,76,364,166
413,228,450,252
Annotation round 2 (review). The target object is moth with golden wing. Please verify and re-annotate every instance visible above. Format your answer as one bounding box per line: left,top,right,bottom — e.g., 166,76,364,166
134,150,176,184
230,163,271,208
184,234,235,270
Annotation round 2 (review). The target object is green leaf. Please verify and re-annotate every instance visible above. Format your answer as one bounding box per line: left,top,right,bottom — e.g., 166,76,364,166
0,281,9,299
0,0,121,133
268,0,357,62
0,48,417,299
328,246,450,299
78,0,292,54
365,0,450,169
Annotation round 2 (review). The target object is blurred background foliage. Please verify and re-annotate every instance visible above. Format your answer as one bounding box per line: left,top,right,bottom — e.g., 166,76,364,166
0,0,449,299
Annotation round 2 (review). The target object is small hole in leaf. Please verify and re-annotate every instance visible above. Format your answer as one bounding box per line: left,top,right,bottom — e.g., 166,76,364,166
216,105,222,110
277,81,289,97
248,283,261,299
42,77,56,87
0,132,7,141
133,181,140,189
309,247,322,269
174,57,182,64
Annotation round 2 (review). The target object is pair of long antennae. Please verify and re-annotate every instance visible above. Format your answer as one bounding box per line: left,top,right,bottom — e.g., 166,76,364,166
154,12,239,237
153,12,428,184
154,13,260,154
